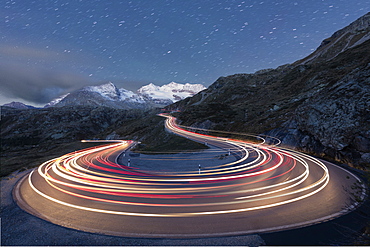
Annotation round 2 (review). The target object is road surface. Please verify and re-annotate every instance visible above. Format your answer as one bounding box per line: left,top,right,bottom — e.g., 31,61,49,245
13,114,367,238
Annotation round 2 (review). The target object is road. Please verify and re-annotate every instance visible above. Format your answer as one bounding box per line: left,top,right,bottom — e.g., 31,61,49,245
13,114,367,238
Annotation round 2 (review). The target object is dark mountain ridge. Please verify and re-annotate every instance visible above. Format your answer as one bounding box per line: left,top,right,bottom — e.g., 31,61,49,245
168,13,370,168
298,12,370,65
3,101,36,109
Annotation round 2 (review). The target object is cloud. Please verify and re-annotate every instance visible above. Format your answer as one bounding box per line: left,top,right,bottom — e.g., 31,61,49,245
0,45,62,60
0,44,99,105
0,63,91,104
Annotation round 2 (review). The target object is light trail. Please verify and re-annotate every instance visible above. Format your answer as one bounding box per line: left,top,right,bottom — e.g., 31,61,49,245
23,114,332,219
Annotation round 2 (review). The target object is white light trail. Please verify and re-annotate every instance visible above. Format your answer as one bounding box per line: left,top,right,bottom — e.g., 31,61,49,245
26,115,331,218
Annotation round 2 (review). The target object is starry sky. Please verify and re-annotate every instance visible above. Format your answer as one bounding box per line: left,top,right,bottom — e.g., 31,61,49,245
1,0,369,106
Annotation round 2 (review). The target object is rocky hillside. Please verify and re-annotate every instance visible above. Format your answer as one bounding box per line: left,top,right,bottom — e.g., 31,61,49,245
0,106,143,176
0,105,206,177
168,13,370,169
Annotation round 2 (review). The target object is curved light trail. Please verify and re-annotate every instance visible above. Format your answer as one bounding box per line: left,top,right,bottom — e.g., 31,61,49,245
14,114,366,237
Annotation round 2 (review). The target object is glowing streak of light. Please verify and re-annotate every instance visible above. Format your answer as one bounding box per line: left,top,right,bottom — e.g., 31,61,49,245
26,115,331,218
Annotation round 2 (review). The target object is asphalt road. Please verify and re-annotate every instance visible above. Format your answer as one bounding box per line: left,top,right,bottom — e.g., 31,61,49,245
13,114,367,238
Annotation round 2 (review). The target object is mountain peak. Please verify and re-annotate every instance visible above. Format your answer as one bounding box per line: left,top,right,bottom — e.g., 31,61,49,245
298,12,370,64
3,101,36,109
137,82,206,104
167,81,179,86
83,82,121,101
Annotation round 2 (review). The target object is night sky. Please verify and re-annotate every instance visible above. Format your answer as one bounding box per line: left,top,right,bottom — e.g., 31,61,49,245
1,0,369,106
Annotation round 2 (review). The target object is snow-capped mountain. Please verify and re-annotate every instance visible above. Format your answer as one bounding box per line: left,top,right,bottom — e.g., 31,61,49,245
83,82,146,103
45,81,206,109
137,82,206,105
45,82,147,109
84,82,121,101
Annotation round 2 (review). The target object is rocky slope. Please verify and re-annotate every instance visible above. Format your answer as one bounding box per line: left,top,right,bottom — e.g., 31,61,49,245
298,12,370,64
168,13,370,169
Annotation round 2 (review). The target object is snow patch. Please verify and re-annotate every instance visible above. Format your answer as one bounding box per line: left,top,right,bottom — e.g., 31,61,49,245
44,93,70,107
84,82,120,100
138,81,206,103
